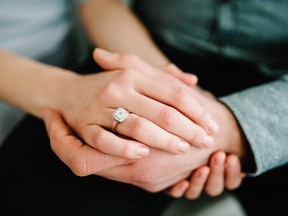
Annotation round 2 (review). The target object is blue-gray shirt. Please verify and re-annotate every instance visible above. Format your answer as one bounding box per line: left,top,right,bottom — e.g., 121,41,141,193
133,0,288,176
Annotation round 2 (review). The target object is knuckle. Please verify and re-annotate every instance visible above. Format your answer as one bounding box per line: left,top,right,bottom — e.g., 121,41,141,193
133,170,154,184
70,154,89,177
71,152,110,176
190,128,206,145
119,68,136,81
166,135,178,152
199,110,211,125
100,83,120,103
93,130,106,146
166,63,177,71
158,107,177,127
172,86,187,105
120,142,134,159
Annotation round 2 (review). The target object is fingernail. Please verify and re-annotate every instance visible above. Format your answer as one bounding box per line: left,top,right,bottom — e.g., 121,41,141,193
95,48,113,57
177,141,190,152
208,119,220,134
202,135,214,147
137,146,149,157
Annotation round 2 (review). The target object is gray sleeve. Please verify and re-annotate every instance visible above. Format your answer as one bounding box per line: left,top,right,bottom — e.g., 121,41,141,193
220,74,288,176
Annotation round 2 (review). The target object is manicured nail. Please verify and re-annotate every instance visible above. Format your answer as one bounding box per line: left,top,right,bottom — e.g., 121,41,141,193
177,141,190,152
202,135,214,147
137,146,149,157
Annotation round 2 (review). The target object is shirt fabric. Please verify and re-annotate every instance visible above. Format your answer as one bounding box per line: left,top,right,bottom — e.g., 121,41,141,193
132,0,288,176
0,0,90,146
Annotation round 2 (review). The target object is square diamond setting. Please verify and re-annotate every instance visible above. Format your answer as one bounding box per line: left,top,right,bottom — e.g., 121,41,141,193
113,107,129,122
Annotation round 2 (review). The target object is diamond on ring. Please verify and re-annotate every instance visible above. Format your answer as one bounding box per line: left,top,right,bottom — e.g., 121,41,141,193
112,107,129,133
113,107,129,122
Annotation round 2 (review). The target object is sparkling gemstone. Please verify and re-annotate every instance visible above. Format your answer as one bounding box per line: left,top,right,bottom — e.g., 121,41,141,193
113,107,129,122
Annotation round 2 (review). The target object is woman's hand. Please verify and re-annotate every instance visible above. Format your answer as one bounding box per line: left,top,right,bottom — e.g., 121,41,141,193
45,49,219,159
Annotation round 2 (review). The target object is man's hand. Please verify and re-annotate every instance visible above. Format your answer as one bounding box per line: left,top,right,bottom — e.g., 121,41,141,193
42,109,133,176
94,85,248,192
165,151,245,199
43,108,214,191
42,49,247,193
43,97,246,193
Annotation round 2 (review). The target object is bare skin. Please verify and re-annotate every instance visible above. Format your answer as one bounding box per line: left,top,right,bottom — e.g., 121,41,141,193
42,49,246,193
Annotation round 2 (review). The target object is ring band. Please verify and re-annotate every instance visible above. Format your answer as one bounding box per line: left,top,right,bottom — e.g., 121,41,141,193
112,107,129,133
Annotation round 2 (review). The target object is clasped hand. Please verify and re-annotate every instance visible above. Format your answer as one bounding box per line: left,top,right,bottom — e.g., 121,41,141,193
42,48,244,199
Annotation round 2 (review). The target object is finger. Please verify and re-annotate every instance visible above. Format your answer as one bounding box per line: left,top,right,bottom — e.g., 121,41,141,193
83,124,150,159
86,87,213,150
94,49,219,140
205,151,226,196
127,93,214,148
225,154,244,190
82,108,190,155
159,63,198,86
114,113,191,153
42,109,129,176
185,166,210,200
100,86,214,149
93,48,219,136
137,77,219,136
99,161,191,193
94,48,195,87
165,180,190,198
93,48,163,76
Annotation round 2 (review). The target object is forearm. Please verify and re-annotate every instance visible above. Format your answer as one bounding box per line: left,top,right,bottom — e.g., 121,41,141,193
78,0,169,66
0,50,78,118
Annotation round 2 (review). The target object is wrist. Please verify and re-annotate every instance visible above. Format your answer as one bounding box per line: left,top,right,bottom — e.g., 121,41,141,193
37,66,80,118
211,101,246,158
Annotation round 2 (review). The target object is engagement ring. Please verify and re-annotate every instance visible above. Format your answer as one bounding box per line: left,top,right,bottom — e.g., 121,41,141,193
112,107,129,133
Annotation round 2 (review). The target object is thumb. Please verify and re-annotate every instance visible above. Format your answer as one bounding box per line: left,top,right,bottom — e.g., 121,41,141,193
93,48,125,71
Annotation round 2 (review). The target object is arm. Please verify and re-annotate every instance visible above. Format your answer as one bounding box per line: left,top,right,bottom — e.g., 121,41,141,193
78,0,199,86
91,85,249,192
77,1,246,195
165,75,288,197
0,50,77,118
78,0,168,66
220,74,288,175
0,49,216,160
